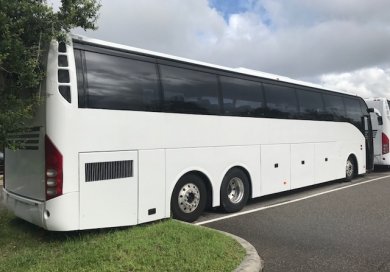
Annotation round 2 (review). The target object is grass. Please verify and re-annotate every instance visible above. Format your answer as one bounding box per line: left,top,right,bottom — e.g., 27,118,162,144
0,210,245,272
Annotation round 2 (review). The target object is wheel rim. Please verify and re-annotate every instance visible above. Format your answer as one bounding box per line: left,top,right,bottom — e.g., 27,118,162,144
178,183,200,214
346,159,354,178
227,177,245,204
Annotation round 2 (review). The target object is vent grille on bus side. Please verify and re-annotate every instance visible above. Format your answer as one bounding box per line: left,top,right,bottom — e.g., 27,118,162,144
85,160,133,182
8,127,41,150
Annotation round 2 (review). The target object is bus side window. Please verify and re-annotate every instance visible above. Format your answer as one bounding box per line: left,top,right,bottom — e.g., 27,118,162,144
344,97,364,131
263,83,299,119
74,49,86,108
323,94,345,121
83,51,161,111
219,76,265,117
296,89,325,120
159,65,220,115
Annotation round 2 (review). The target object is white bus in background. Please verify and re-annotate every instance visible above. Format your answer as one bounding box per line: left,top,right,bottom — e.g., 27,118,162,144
365,98,390,167
2,35,373,231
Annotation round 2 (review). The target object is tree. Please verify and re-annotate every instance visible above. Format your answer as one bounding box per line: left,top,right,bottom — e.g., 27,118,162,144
0,0,101,149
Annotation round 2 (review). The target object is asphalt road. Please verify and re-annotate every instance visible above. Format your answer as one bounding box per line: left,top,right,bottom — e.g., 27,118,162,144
199,171,390,272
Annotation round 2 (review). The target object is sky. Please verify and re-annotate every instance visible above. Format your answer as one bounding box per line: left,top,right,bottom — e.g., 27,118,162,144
50,0,390,98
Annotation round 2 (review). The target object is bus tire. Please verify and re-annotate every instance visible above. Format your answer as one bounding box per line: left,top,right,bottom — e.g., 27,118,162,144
171,174,207,222
220,168,249,213
345,156,356,182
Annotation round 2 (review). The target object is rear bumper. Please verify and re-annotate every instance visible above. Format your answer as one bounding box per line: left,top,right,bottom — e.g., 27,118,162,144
1,188,80,231
374,154,390,166
1,188,45,227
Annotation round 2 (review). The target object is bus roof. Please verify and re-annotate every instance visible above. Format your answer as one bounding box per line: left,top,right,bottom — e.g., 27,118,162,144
72,34,358,97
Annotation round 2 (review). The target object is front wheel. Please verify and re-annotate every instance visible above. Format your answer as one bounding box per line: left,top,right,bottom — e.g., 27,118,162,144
345,156,356,182
171,174,207,222
220,169,250,213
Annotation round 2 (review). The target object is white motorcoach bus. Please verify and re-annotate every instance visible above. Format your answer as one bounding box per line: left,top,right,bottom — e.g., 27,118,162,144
2,36,373,231
365,98,390,166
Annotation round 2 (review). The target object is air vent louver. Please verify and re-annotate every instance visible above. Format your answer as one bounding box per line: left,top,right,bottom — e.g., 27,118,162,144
85,160,133,182
8,127,41,150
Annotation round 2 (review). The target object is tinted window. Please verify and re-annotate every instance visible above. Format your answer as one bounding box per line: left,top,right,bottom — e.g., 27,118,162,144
344,97,363,130
297,90,325,120
84,51,160,111
160,65,220,115
359,99,368,115
264,84,298,118
75,49,87,107
323,94,345,121
220,76,264,117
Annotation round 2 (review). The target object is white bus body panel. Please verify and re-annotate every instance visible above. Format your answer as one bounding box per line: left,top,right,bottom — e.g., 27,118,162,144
315,142,341,183
291,143,315,190
138,149,166,224
79,151,138,229
260,144,291,195
2,190,79,231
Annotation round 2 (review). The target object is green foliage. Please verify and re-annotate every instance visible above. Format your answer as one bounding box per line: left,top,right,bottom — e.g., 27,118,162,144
0,0,101,149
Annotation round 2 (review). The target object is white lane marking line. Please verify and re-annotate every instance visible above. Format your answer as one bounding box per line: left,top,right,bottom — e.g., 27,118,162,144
195,174,390,226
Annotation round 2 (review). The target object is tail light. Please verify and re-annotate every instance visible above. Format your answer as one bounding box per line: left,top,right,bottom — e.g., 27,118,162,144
45,136,63,200
382,133,389,155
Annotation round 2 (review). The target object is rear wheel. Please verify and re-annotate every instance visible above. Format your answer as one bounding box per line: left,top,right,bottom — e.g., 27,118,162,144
345,156,356,181
220,169,249,213
171,174,207,222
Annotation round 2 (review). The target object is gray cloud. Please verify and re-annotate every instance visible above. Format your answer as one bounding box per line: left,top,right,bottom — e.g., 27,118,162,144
50,0,390,97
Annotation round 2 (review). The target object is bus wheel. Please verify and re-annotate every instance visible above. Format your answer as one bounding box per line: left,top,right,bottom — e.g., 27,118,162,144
345,156,355,182
220,169,249,213
171,174,207,222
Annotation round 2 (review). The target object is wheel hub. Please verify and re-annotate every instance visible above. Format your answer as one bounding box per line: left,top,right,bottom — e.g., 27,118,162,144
346,160,354,177
178,183,200,213
227,177,244,204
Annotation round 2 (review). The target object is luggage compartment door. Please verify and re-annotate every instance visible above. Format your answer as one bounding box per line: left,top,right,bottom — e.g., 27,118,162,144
79,151,138,229
291,143,315,189
261,144,291,195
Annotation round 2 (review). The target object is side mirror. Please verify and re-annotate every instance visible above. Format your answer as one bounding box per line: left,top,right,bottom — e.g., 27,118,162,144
367,108,375,113
378,116,383,126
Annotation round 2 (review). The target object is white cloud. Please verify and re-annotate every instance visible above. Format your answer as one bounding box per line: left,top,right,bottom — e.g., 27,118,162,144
320,67,390,98
75,0,226,57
